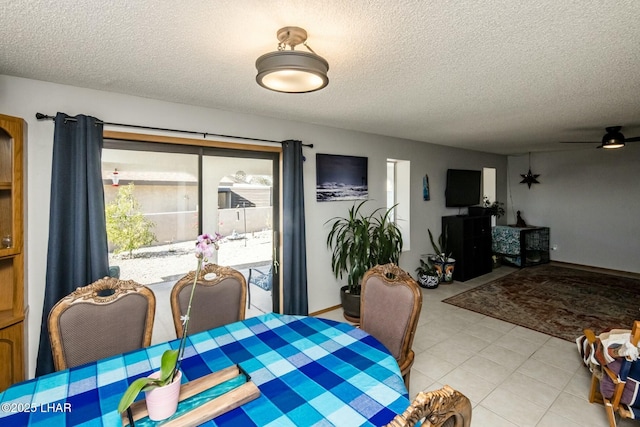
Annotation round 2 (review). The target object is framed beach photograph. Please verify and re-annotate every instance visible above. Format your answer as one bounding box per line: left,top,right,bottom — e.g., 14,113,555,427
316,154,368,202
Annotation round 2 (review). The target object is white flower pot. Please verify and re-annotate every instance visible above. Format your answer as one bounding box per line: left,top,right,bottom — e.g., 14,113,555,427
145,370,182,421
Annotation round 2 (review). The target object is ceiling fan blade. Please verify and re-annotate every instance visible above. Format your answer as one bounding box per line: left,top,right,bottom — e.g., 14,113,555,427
560,126,638,147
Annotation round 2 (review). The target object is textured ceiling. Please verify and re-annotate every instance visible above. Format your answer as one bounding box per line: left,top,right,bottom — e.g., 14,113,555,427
2,0,640,155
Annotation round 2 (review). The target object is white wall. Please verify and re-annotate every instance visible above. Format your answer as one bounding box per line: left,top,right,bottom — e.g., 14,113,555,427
0,74,506,377
507,149,640,273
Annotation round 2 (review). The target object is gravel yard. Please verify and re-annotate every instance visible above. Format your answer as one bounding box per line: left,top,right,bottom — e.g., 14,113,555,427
109,231,272,285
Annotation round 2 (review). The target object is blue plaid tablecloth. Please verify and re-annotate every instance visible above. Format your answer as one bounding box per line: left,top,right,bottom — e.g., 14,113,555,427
0,313,409,426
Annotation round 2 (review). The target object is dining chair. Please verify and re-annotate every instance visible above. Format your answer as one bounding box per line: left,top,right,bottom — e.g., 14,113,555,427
48,277,156,371
385,385,472,427
170,263,246,338
360,263,423,390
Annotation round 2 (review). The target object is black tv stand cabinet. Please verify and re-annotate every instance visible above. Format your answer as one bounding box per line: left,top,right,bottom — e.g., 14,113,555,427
442,215,492,282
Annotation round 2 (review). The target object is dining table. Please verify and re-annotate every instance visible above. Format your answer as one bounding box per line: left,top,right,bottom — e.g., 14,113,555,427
0,313,410,426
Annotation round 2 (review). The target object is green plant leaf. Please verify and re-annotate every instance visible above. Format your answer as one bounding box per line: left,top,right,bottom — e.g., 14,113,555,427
325,201,403,293
160,349,179,383
117,349,180,414
118,377,159,413
428,229,441,255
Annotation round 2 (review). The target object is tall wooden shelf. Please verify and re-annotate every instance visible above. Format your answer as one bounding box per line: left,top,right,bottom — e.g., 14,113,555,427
0,114,26,391
442,215,493,282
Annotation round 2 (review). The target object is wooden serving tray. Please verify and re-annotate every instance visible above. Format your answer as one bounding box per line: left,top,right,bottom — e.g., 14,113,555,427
122,365,260,426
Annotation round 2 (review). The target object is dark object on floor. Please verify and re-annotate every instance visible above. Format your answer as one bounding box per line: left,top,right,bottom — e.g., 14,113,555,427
443,264,640,342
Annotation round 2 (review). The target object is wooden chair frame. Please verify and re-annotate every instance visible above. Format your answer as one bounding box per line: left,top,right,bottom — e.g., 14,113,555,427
585,320,640,427
170,263,247,338
361,263,423,390
48,277,156,371
385,385,472,427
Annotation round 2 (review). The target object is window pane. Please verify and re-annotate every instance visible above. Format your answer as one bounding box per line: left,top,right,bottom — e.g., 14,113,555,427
102,144,279,344
387,161,396,221
102,149,198,284
482,167,496,204
388,159,410,251
203,155,274,316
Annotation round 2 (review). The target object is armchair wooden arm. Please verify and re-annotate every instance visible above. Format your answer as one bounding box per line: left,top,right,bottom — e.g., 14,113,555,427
385,385,471,427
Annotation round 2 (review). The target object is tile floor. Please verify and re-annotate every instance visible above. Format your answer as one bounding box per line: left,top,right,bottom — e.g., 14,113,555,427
319,265,635,427
150,265,634,427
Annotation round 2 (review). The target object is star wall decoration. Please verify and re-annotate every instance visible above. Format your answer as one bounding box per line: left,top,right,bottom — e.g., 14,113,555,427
520,168,540,189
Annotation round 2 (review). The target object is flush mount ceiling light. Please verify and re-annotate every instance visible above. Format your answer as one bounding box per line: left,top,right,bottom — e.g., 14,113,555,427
256,26,329,93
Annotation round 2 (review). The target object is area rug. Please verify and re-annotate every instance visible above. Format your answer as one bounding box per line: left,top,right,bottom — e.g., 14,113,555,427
443,264,640,342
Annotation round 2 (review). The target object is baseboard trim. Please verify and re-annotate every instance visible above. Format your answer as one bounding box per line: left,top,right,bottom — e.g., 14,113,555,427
309,304,342,317
551,261,640,279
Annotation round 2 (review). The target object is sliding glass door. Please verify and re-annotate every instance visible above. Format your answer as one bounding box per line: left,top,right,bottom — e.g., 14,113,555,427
202,148,279,316
102,140,279,332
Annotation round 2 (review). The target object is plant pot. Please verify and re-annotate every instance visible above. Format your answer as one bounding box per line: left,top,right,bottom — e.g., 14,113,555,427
428,256,444,282
430,257,456,283
442,258,456,282
417,273,440,289
340,285,361,322
145,370,182,421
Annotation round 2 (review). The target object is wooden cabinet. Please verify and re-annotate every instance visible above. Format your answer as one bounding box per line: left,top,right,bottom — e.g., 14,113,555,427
0,320,25,389
442,215,492,282
0,114,26,391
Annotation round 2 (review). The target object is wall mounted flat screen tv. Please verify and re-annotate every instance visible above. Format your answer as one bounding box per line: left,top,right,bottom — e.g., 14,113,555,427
445,169,481,207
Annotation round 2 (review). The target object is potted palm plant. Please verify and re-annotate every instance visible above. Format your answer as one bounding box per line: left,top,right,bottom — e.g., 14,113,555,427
326,201,403,321
428,227,456,283
415,257,440,289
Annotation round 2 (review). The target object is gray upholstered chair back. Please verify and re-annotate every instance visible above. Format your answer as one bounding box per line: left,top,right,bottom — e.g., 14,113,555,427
48,277,156,371
360,263,422,387
170,263,247,338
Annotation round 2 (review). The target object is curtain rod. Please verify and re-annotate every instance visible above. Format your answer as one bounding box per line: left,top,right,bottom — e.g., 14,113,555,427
35,113,313,148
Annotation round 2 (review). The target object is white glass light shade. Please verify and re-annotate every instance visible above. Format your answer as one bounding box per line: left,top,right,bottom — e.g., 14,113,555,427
600,137,625,149
601,141,625,149
256,51,329,93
